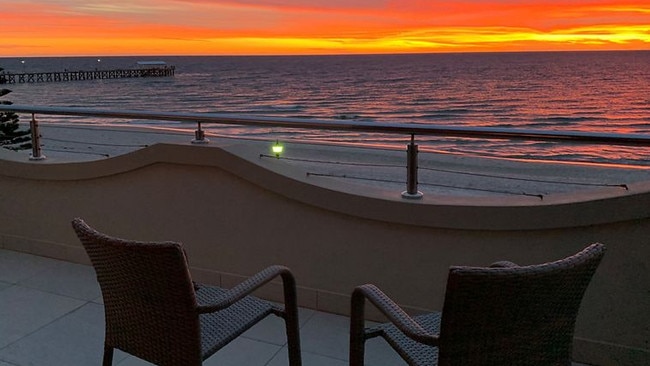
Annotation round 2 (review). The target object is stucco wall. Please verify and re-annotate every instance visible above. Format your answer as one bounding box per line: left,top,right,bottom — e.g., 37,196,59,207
0,142,648,365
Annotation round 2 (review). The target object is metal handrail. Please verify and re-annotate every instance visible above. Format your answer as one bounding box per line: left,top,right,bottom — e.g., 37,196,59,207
4,104,650,145
3,104,650,198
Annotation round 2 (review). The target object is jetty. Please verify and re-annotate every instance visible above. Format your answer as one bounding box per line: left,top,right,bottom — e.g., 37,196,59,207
0,65,174,84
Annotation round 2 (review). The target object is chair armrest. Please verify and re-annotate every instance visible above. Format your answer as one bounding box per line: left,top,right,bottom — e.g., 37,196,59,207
351,284,439,346
196,265,296,313
489,260,519,268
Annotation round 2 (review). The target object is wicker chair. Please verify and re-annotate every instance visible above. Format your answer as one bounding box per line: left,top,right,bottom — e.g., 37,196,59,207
350,243,605,366
72,218,302,366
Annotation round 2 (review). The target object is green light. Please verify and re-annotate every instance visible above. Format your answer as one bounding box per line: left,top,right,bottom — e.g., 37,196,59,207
272,141,284,158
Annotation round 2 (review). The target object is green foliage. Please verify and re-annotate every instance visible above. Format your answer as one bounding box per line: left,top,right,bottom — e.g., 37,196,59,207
0,75,32,150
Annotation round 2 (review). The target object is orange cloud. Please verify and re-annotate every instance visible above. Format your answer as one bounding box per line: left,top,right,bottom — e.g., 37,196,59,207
2,1,649,56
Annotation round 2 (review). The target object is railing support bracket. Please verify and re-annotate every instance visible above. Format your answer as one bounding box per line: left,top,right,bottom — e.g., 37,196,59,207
191,121,210,144
401,134,423,199
28,113,46,161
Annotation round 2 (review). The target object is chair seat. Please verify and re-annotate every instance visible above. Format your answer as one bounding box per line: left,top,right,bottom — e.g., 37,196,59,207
196,284,278,359
372,312,441,366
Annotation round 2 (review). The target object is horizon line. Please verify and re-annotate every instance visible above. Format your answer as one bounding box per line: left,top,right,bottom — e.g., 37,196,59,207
2,48,649,59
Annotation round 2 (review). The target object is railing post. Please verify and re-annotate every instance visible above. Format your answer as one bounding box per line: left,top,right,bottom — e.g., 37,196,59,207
28,113,46,161
191,121,210,144
401,134,423,199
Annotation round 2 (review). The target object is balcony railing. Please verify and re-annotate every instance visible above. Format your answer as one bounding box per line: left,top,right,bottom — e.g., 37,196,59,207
3,104,650,199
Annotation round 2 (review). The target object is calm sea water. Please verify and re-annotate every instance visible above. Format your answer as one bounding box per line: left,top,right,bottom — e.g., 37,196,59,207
2,51,650,165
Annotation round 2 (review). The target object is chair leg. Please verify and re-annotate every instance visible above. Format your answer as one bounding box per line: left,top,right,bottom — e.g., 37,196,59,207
102,345,114,366
350,289,367,366
285,312,302,366
349,322,366,365
281,271,302,366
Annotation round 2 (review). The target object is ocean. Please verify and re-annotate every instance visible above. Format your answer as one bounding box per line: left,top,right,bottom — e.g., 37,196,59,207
2,51,650,166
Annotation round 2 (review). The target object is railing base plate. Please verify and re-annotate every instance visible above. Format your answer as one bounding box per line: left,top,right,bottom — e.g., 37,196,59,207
401,191,423,199
29,154,47,161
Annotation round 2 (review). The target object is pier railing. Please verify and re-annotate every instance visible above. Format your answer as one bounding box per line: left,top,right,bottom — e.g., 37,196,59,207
3,104,650,198
0,67,174,84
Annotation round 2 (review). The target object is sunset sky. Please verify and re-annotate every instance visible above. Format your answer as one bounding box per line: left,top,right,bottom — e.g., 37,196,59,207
3,0,650,56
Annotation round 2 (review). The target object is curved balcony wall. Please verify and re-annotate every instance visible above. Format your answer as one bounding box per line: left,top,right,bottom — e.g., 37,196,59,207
0,141,648,365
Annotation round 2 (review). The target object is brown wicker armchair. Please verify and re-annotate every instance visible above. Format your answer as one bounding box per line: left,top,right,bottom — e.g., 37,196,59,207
72,218,302,366
350,243,605,366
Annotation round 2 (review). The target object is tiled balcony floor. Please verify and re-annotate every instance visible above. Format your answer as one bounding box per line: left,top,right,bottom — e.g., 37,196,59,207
0,249,590,366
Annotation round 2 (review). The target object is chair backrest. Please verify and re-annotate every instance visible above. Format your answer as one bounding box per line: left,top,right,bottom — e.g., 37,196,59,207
72,218,202,365
438,243,605,366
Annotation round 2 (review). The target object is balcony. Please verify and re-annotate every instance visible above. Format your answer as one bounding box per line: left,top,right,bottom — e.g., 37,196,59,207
0,106,648,365
1,249,594,365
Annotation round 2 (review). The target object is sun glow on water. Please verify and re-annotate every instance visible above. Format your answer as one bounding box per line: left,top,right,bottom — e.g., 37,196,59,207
6,51,650,166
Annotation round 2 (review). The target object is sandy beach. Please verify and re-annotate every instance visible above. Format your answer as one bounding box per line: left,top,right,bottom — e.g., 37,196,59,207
2,123,649,199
